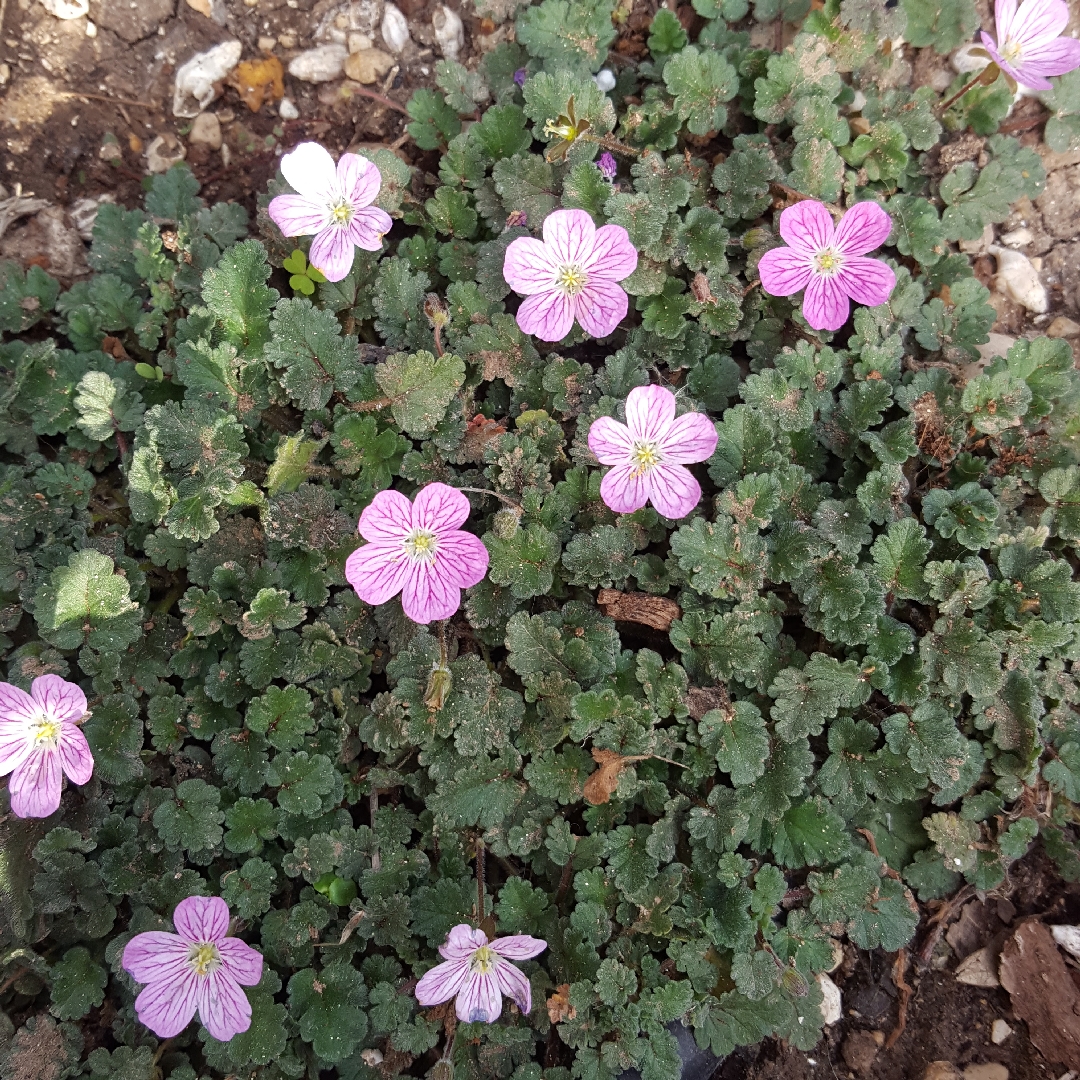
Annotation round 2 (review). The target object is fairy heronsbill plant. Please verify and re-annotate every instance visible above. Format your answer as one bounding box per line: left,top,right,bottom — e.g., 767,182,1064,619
2,0,1080,1076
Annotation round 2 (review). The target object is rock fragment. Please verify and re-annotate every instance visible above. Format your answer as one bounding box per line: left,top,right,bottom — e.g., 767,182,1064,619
188,112,222,149
381,3,410,52
344,48,395,84
173,41,242,118
288,44,349,83
432,4,464,59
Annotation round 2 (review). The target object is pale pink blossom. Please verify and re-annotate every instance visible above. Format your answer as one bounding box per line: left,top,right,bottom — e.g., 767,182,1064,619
0,675,93,818
415,924,546,1023
589,384,718,519
122,896,263,1042
344,483,489,624
503,208,637,341
268,142,393,283
982,0,1080,91
757,200,896,332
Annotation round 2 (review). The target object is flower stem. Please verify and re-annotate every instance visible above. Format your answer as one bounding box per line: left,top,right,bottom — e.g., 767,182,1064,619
590,133,641,158
370,791,381,872
475,836,486,923
453,486,522,509
936,63,1001,115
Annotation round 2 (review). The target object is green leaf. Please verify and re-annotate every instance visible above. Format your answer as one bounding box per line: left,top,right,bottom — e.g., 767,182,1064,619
485,523,562,598
49,947,106,1020
871,518,932,601
73,371,144,443
517,0,617,72
901,0,978,53
201,239,279,355
374,350,466,437
663,47,738,136
153,778,224,854
245,686,314,751
1043,69,1080,153
406,88,462,150
288,963,368,1062
698,701,769,786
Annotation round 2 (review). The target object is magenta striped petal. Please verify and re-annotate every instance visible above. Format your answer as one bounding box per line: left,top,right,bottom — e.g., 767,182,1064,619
600,464,650,514
440,925,488,960
218,938,264,986
416,957,471,1004
625,384,676,442
493,956,532,1014
835,257,896,309
758,246,813,297
9,749,61,818
1018,34,1080,77
413,482,471,534
588,415,635,465
1012,0,1069,46
584,223,638,281
174,895,230,944
803,274,850,332
995,0,1019,41
543,209,594,266
778,200,834,253
344,543,412,607
281,142,338,202
516,289,575,341
197,969,252,1041
657,412,718,464
833,202,892,256
488,934,547,961
134,970,201,1038
504,237,559,295
0,719,32,777
455,970,502,1023
0,681,38,727
359,489,414,543
347,206,392,252
645,463,701,519
31,675,87,723
123,932,191,984
574,277,629,339
268,194,331,238
57,725,93,786
400,561,461,624
433,532,489,590
337,153,382,208
309,224,355,283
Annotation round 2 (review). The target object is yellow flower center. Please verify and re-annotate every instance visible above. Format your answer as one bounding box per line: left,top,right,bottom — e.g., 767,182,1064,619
470,945,495,974
330,199,354,226
31,719,60,747
404,528,439,563
187,942,221,977
543,118,578,141
630,440,661,477
1001,38,1023,65
813,248,842,276
556,263,588,296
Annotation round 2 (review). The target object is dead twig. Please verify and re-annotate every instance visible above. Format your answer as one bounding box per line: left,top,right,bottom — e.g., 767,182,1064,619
885,949,912,1050
916,883,976,966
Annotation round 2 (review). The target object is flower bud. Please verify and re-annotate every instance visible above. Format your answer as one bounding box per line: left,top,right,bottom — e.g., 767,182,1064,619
423,292,450,328
492,507,521,540
505,209,528,229
741,227,770,250
424,662,453,710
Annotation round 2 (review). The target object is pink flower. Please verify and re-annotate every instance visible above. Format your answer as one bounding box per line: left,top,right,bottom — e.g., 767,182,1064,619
981,0,1080,90
503,208,638,341
757,200,896,333
344,483,489,624
415,924,546,1023
268,142,393,283
588,384,718,519
0,675,93,818
122,896,263,1042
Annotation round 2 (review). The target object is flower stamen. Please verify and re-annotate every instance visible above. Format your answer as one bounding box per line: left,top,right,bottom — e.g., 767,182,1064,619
556,264,588,296
31,719,60,747
187,942,222,977
630,440,662,477
813,248,843,276
329,199,354,226
469,945,496,975
404,528,439,563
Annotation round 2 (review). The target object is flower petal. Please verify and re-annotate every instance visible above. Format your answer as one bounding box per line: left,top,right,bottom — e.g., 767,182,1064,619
9,749,61,818
309,224,355,283
1011,0,1070,47
588,415,635,465
493,956,532,1014
433,532,489,590
455,970,502,1023
657,412,718,464
504,237,558,295
280,141,338,202
0,719,32,777
833,202,893,256
995,0,1019,42
0,681,38,726
217,938,264,986
359,488,414,542
802,273,851,332
515,289,575,342
543,208,595,266
1015,34,1080,78
134,971,200,1038
57,726,93,786
583,224,638,281
31,675,87,724
836,255,897,309
347,207,393,252
337,153,382,209
267,194,331,238
174,895,230,944
574,278,629,339
600,464,650,515
440,925,488,960
645,463,702,519
123,932,191,984
489,934,547,961
197,970,252,1042
416,958,471,1006
981,32,1038,85
625,384,676,442
345,543,411,607
400,562,461,624
757,246,814,297
778,200,835,253
413,482,471,533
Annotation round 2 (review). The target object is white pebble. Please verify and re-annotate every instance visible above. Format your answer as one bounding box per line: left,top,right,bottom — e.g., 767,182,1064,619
990,244,1048,314
432,4,464,60
594,68,616,92
279,96,299,120
173,40,242,118
1000,227,1033,248
86,19,96,36
1051,924,1080,962
381,2,410,52
288,43,349,82
817,973,842,1026
38,0,89,18
990,1019,1013,1045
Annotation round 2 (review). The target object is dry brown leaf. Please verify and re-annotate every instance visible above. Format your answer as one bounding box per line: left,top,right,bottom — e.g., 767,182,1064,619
596,589,682,631
227,56,285,113
583,748,649,805
546,984,576,1023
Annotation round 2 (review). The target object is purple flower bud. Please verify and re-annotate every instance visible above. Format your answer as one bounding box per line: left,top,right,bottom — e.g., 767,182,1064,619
597,152,617,181
513,68,527,87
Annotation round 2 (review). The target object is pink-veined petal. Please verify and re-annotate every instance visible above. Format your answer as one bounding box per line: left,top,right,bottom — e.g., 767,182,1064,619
345,543,411,607
657,412,718,464
455,970,502,1023
347,206,393,252
1011,0,1070,47
57,726,93,786
833,202,893,256
9,749,61,818
504,237,558,295
802,273,851,332
543,208,595,266
600,464,650,515
416,958,471,1005
337,153,382,208
0,681,38,726
588,415,635,465
835,255,897,309
123,932,191,984
309,224,355,283
995,0,1020,42
492,956,532,1014
174,895,230,944
440,925,488,960
197,970,252,1042
217,938,264,986
516,289,575,342
574,277,629,339
280,141,338,202
0,719,32,777
134,971,200,1038
757,246,814,297
778,200,835,253
31,675,87,724
400,561,461,624
488,935,547,961
644,463,702,520
433,532,489,590
981,32,1035,85
625,384,677,442
1015,34,1080,78
359,489,414,543
413,482,471,533
583,224,638,281
267,194,331,238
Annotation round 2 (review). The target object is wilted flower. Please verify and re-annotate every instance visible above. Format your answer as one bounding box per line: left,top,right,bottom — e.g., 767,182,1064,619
503,208,637,341
415,924,547,1023
588,384,718,519
597,151,617,180
981,0,1080,90
757,200,896,332
0,675,93,819
268,141,393,283
122,896,263,1042
344,483,489,624
513,68,527,87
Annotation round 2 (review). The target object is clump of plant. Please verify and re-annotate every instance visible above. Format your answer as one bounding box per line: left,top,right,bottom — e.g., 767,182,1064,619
3,0,1080,1077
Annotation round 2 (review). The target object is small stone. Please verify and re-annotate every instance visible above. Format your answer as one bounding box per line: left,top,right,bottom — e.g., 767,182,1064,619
1000,227,1033,247
344,47,394,83
432,4,464,59
959,222,994,254
189,111,222,149
817,973,841,1026
278,31,297,48
145,133,186,174
348,31,373,51
185,0,212,14
964,1065,1008,1080
594,68,616,92
841,1031,880,1076
257,35,276,52
68,194,115,240
924,1065,963,1080
381,2,410,51
173,40,242,117
360,1049,383,1066
0,63,10,87
990,244,1048,314
279,96,299,120
38,0,89,18
990,1019,1013,1045
85,18,96,34
288,43,348,83
98,134,122,162
955,947,1000,988
1047,316,1080,339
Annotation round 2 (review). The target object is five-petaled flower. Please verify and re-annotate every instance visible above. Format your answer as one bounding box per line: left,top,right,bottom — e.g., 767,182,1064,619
503,208,638,341
268,141,393,283
0,675,93,819
982,0,1080,90
123,896,263,1042
415,924,547,1023
757,200,896,332
589,384,718,519
345,483,489,624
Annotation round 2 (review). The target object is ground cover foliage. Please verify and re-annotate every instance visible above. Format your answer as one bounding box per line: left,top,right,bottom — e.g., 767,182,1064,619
3,0,1080,1076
